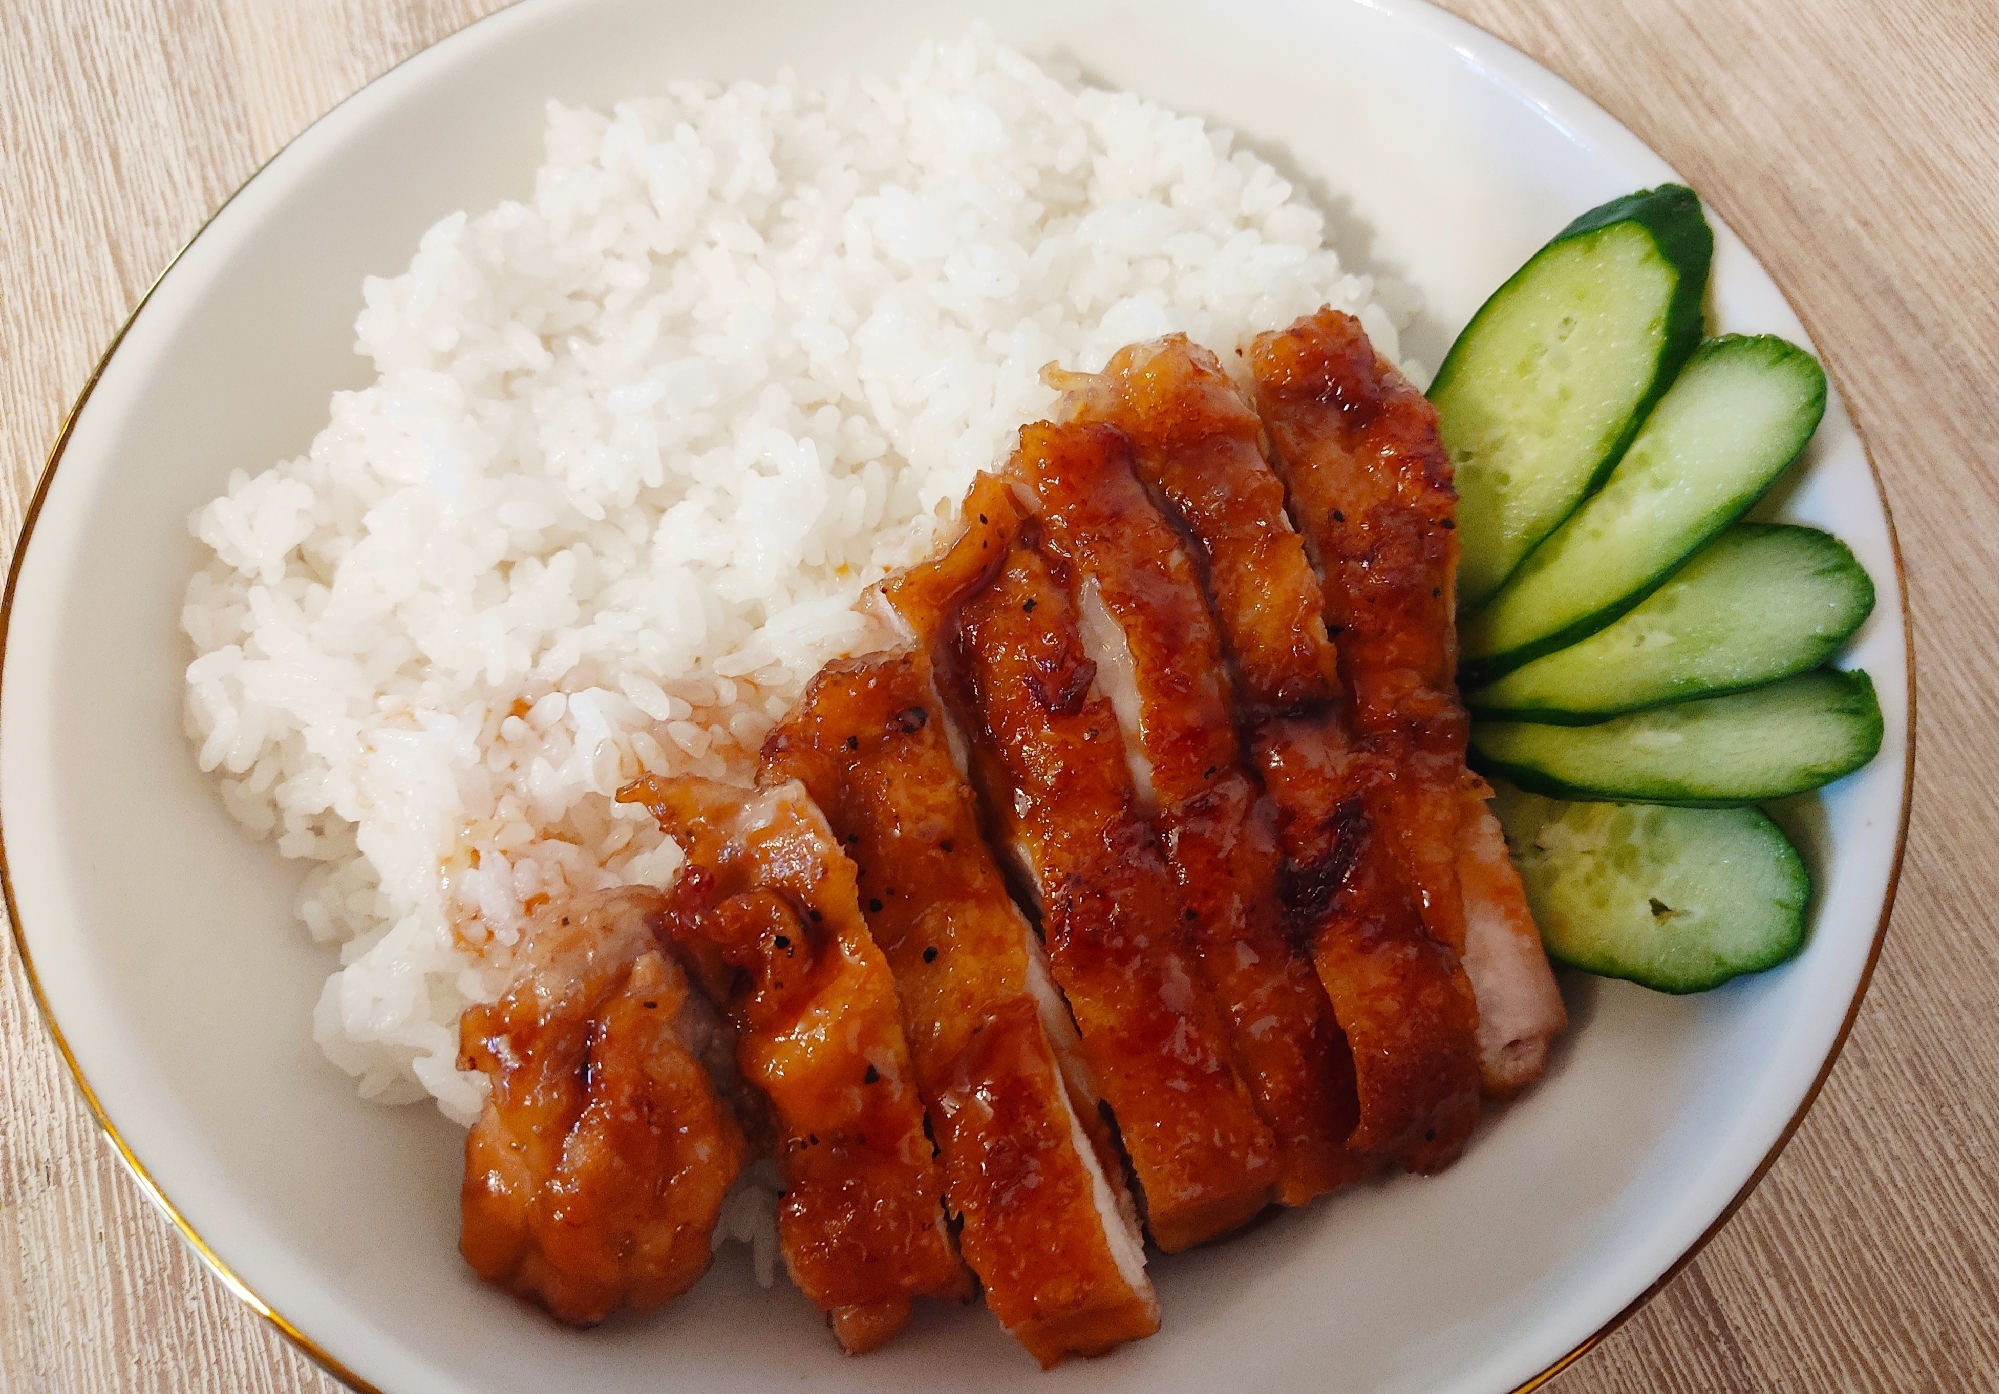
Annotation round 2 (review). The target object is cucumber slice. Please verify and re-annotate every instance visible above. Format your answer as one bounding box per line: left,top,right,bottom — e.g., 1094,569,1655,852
1492,782,1808,993
1468,524,1875,721
1471,668,1882,806
1434,185,1712,609
1462,335,1828,678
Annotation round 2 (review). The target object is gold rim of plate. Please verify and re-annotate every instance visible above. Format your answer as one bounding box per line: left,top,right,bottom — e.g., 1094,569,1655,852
0,8,1919,1392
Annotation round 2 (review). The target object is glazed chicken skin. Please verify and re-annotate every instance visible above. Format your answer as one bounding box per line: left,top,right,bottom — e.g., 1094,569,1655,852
458,888,747,1326
1047,343,1342,712
1009,420,1360,1203
1248,309,1566,1095
889,475,1279,1251
1055,336,1481,1171
760,652,1159,1366
621,777,968,1354
1249,309,1473,956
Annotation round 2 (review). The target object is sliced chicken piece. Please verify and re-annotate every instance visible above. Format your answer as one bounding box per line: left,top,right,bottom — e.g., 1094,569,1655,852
1055,336,1481,1170
1048,344,1341,709
458,887,746,1326
1010,420,1359,1203
1254,716,1481,1169
1457,791,1568,1096
620,777,969,1354
1249,308,1565,1093
887,476,1278,1251
1248,309,1470,954
1248,314,1460,691
759,651,1158,1366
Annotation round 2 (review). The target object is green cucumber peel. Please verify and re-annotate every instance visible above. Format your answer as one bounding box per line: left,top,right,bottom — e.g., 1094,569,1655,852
1462,334,1829,682
1471,667,1883,807
1492,782,1810,994
1468,524,1875,722
1434,184,1713,610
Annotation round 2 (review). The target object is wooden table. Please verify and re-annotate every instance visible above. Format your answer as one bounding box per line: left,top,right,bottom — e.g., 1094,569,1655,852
3,2,1994,1389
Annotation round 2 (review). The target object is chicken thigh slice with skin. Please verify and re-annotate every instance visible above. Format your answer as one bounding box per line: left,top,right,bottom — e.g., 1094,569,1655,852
887,474,1278,1251
621,776,969,1354
1009,419,1360,1203
458,887,746,1327
760,650,1158,1367
1250,308,1566,1095
1250,308,1472,954
1054,336,1482,1170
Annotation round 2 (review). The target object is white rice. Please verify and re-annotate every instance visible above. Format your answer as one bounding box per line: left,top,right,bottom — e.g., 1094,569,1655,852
181,27,1421,1125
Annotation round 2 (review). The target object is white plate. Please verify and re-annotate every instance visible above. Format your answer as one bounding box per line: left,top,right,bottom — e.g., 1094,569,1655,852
0,1,1911,1391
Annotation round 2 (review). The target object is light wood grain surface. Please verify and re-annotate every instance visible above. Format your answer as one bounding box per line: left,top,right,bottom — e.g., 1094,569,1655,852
3,2,1994,1390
